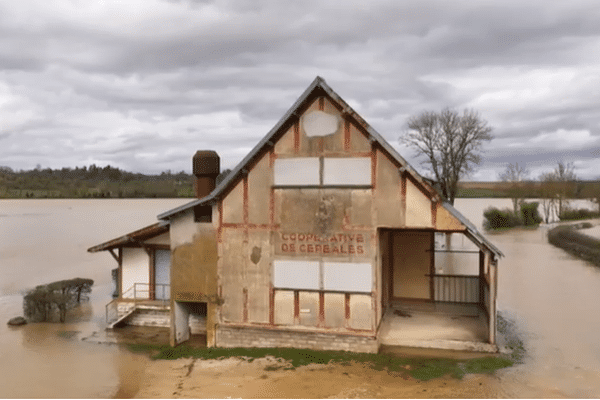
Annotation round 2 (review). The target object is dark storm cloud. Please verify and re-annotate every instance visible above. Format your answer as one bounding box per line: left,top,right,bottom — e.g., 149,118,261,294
0,0,599,179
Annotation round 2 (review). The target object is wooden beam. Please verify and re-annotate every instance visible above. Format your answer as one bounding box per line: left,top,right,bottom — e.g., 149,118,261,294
108,248,119,263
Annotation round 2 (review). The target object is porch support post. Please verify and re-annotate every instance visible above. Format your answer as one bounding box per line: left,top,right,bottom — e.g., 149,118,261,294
479,250,485,309
488,255,498,345
149,249,155,300
118,247,123,299
430,232,435,301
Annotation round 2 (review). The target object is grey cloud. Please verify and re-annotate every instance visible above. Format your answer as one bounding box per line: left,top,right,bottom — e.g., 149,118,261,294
1,0,600,180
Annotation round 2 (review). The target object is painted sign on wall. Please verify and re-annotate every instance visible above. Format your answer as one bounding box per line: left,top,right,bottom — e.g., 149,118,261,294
275,232,371,256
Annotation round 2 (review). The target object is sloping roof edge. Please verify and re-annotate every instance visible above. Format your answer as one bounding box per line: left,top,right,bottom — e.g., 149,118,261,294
158,76,329,221
157,76,502,258
441,202,504,257
87,220,170,253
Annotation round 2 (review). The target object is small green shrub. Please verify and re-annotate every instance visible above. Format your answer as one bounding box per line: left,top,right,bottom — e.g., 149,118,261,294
483,207,521,230
559,208,600,221
520,202,542,226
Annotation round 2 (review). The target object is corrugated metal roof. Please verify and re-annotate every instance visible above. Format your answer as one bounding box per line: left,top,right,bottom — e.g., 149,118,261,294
87,220,169,253
156,76,502,258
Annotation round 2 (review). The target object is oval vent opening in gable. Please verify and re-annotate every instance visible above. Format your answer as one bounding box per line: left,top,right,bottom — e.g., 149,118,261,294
302,110,339,137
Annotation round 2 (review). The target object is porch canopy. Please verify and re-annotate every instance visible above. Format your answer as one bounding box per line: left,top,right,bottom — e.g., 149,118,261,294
87,221,169,260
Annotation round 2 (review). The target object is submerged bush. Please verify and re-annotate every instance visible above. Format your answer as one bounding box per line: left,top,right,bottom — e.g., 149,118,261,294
559,208,600,221
23,278,93,323
484,202,542,230
520,202,542,226
483,207,521,229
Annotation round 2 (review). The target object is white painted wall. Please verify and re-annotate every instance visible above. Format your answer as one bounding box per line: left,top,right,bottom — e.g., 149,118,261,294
121,247,150,298
170,210,197,248
323,158,371,185
323,262,372,292
273,260,320,290
146,232,170,245
274,158,320,185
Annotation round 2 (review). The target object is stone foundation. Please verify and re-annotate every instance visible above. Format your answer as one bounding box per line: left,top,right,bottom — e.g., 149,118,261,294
216,325,378,353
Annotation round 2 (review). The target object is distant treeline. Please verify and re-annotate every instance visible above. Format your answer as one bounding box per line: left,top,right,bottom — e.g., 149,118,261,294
457,180,600,200
0,164,198,198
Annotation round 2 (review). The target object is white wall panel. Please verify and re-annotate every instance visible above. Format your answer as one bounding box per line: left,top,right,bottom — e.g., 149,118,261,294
323,262,372,293
323,158,371,185
121,247,149,298
273,260,320,290
274,158,320,186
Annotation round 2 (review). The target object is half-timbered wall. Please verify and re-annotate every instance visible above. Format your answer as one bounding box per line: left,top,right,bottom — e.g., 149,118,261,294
209,90,485,351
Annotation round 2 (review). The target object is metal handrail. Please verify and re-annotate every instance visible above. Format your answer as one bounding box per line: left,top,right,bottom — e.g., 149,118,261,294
106,283,170,324
121,283,170,301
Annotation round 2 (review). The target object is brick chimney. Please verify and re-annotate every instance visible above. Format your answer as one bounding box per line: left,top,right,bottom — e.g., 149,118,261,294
192,150,220,199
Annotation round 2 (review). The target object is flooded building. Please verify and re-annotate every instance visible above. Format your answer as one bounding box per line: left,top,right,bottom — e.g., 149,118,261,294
90,77,502,353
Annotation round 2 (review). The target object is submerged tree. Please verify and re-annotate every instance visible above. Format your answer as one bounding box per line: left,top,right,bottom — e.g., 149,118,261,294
538,172,557,223
553,162,577,216
538,162,577,222
23,278,93,323
500,162,529,215
402,108,493,205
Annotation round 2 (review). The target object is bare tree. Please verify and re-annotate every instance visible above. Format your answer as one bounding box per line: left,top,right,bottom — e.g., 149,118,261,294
553,161,577,216
537,162,577,222
402,108,493,205
539,172,558,223
500,162,529,215
587,180,600,213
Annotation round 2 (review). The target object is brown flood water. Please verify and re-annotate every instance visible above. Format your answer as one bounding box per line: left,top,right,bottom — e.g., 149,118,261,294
1,198,600,398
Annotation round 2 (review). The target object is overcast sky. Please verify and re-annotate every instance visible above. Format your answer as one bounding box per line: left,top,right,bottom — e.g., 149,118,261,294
1,0,599,181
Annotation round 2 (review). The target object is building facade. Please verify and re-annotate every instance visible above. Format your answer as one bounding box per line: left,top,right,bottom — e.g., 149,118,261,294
91,77,502,353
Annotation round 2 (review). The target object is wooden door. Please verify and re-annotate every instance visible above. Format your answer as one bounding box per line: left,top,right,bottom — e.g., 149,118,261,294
391,231,432,300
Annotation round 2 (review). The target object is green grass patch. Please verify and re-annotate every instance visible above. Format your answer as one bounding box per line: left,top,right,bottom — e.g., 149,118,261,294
125,344,514,381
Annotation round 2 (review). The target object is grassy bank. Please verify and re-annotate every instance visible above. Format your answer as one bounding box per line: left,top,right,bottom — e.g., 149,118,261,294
548,223,600,267
125,344,513,381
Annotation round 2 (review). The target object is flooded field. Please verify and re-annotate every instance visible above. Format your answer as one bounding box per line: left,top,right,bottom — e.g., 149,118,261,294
1,198,600,397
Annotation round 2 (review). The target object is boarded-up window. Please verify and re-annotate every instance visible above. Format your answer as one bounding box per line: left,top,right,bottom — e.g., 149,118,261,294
323,262,372,293
274,157,371,186
323,157,371,186
273,260,320,290
274,158,319,186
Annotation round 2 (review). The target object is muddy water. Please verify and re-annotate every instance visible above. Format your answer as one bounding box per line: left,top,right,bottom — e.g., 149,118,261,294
1,198,600,397
0,199,188,398
458,198,600,398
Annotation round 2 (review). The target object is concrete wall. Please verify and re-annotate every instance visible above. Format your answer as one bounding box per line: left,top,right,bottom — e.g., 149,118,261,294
121,247,149,298
169,209,218,346
218,325,378,353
